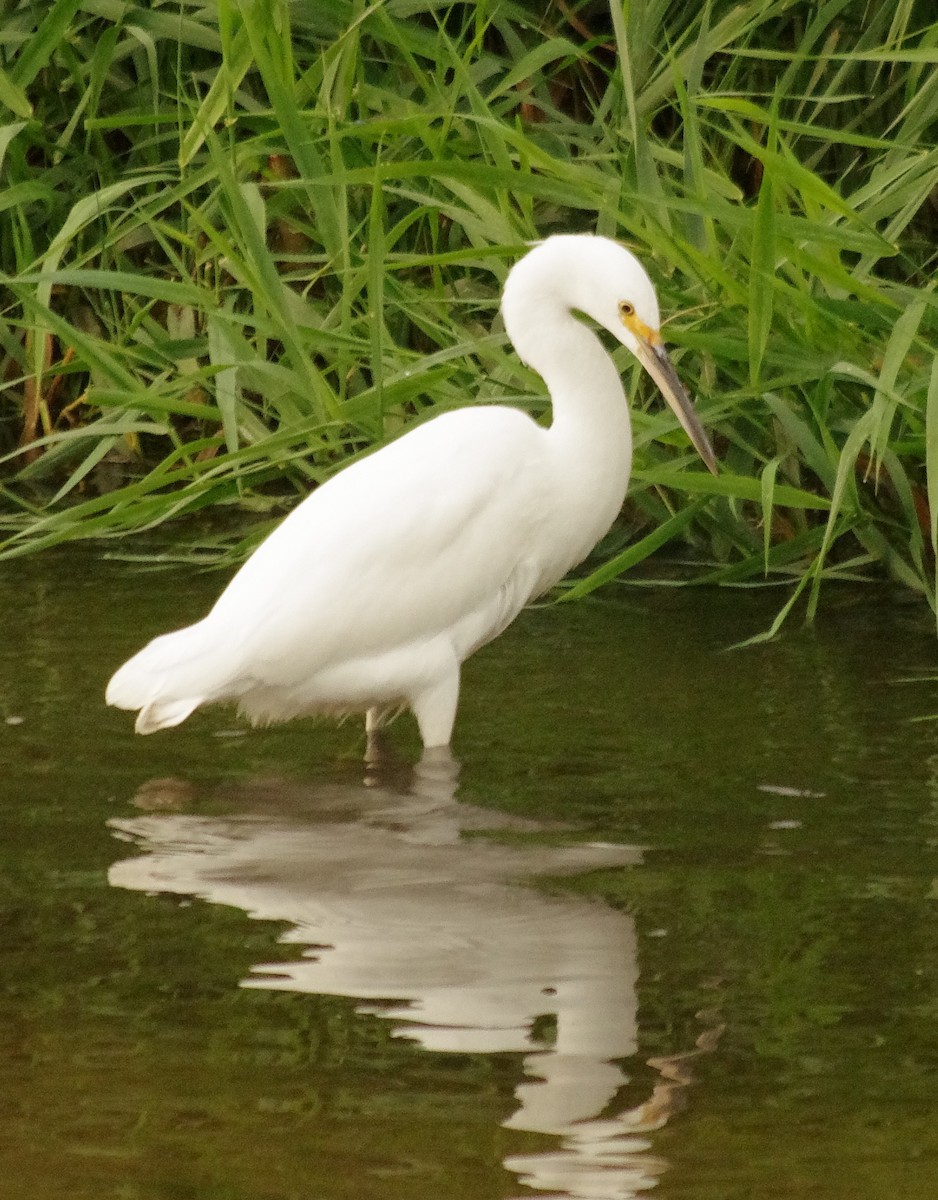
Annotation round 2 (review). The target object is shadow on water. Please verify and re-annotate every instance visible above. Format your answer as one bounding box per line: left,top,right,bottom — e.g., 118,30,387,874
107,748,721,1200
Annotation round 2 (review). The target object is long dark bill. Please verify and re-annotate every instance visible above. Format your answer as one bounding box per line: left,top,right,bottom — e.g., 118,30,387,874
636,340,718,475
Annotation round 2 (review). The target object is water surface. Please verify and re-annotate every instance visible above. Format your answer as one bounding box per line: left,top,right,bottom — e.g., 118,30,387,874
1,553,937,1199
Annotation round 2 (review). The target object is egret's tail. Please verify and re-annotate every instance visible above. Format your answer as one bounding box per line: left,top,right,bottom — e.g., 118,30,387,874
106,620,231,735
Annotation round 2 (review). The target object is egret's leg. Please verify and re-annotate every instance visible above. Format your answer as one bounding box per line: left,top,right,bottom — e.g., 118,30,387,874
365,706,391,765
411,670,460,749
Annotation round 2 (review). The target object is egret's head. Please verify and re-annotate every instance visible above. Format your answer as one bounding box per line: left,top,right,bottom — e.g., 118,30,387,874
503,234,718,475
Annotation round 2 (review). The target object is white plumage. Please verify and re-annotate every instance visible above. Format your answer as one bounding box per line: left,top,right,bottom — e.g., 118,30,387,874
106,234,716,748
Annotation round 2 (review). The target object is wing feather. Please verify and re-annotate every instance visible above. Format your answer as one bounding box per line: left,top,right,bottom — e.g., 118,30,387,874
210,406,552,684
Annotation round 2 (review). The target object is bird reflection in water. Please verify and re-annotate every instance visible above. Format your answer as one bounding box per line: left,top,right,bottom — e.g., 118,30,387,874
109,749,722,1200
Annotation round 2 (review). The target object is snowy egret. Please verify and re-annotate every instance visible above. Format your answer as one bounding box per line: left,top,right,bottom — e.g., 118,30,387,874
107,234,717,748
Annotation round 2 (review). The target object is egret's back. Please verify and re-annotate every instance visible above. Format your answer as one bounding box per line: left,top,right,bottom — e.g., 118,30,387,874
106,405,553,738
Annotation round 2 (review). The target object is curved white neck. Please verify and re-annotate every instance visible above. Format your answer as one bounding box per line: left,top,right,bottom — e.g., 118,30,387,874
514,306,634,577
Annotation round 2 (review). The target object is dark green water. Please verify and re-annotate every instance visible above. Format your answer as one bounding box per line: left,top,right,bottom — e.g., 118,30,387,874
2,552,937,1199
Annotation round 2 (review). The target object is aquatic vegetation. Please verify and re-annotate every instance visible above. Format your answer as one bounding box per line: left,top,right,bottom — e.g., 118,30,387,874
2,0,938,629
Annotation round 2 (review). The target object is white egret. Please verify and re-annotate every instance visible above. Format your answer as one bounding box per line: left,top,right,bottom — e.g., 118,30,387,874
107,233,717,748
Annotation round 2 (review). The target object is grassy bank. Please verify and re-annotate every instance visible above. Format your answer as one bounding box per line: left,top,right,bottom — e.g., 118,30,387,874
2,0,938,628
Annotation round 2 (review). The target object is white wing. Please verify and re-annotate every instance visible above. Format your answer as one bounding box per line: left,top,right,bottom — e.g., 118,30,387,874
220,406,552,676
106,405,557,723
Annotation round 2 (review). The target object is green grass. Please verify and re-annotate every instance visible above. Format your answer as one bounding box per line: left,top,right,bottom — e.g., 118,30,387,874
2,0,938,631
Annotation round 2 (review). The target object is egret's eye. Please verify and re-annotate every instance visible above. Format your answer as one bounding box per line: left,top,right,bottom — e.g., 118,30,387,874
618,300,635,319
